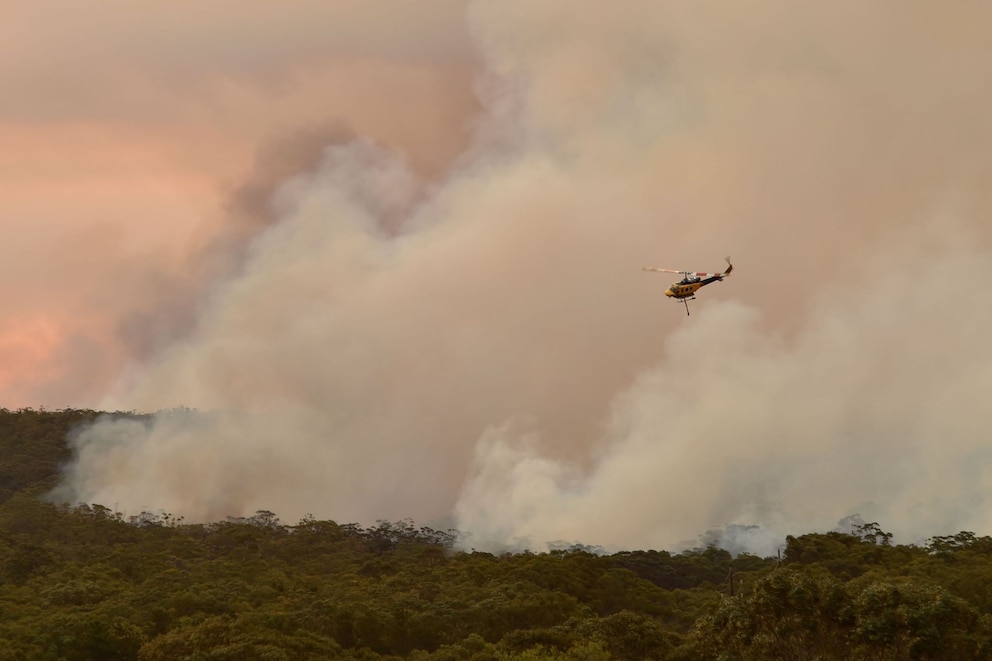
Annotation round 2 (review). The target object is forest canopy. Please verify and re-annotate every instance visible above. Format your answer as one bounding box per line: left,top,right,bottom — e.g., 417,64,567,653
2,408,991,660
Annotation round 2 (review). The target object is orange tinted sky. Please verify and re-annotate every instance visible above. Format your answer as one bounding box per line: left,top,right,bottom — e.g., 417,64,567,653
0,0,480,407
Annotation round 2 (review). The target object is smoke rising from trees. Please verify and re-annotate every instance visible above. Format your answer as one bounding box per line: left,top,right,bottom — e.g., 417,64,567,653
46,1,992,552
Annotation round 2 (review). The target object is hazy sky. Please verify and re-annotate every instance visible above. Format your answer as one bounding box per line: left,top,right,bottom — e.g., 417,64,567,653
7,1,992,553
1,0,479,405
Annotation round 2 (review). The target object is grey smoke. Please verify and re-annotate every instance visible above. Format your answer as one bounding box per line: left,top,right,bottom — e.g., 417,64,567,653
56,1,992,554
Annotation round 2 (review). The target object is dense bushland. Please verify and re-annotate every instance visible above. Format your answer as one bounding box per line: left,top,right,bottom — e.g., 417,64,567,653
2,409,990,659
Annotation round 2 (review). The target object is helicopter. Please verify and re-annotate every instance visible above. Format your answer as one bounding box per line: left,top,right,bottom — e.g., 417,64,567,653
643,257,733,315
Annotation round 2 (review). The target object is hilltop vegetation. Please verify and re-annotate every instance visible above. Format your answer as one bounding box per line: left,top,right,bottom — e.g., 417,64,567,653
2,408,992,659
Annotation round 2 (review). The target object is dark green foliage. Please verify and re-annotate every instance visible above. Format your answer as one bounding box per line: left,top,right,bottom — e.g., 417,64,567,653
681,567,992,660
611,546,740,591
2,409,992,659
0,408,102,501
685,567,853,660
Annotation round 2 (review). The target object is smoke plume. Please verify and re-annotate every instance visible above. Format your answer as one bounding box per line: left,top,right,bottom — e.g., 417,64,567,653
45,0,992,553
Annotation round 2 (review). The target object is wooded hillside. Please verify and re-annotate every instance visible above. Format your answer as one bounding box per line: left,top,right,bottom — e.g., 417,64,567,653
2,409,990,660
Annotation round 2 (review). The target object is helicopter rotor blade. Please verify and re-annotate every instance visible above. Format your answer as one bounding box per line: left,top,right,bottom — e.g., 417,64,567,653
642,267,688,275
643,259,733,279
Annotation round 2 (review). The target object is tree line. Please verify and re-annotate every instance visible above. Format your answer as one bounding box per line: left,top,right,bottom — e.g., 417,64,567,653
2,408,991,659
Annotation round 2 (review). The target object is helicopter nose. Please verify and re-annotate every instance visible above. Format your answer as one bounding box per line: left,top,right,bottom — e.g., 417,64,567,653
664,288,674,297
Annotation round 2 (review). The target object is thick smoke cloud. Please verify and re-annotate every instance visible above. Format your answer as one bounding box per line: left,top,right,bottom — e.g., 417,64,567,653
50,1,992,553
0,0,478,405
457,224,992,554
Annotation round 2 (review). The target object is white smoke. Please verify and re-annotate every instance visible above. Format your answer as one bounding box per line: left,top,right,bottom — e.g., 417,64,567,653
55,1,992,554
455,223,992,552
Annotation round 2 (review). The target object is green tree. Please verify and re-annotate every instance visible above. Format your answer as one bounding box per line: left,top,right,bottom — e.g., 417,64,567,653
685,567,850,660
850,580,987,660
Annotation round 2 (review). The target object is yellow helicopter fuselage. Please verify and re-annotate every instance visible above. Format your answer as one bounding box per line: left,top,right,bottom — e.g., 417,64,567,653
665,280,708,299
